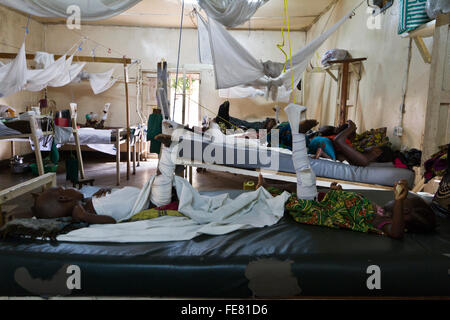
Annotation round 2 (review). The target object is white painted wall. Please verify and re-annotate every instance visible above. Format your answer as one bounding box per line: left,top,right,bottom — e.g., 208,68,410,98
304,0,432,150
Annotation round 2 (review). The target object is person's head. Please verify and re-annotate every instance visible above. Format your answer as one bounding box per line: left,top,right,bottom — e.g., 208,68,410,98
32,187,83,219
318,125,336,136
385,197,436,233
264,118,277,131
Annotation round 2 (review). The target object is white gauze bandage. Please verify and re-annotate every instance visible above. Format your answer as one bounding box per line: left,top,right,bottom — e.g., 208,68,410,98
284,104,318,200
150,144,176,207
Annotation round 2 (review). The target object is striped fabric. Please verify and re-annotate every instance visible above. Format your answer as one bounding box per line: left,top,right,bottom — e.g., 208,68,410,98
398,0,431,34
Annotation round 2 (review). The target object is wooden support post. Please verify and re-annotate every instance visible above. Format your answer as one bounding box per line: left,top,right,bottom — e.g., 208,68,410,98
70,104,85,180
328,58,367,126
412,177,426,193
133,139,137,175
10,141,15,157
29,117,44,176
0,53,132,64
116,129,121,186
124,61,131,181
413,37,432,64
339,61,350,126
0,173,57,227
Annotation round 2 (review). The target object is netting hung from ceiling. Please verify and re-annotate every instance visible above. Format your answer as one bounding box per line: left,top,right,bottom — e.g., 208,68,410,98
197,9,354,101
197,0,270,27
0,0,142,21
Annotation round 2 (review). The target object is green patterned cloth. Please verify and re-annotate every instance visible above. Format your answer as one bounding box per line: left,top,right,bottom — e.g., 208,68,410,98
285,190,383,235
352,127,391,153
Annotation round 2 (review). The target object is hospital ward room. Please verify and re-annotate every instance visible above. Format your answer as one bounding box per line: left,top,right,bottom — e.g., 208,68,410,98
0,0,450,303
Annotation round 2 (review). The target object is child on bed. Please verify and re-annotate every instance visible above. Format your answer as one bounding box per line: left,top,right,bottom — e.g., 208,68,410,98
257,174,436,239
30,132,179,224
257,104,436,239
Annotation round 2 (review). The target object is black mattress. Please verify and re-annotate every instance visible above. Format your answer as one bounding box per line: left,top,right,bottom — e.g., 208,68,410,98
0,190,449,298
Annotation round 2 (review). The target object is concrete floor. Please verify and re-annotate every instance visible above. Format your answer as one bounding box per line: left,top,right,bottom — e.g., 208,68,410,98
1,152,281,215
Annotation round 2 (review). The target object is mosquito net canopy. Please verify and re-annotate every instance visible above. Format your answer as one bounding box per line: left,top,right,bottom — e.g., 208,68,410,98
0,0,142,21
197,9,353,100
197,0,270,27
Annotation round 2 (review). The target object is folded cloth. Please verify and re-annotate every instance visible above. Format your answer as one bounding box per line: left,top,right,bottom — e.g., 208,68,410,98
0,217,88,241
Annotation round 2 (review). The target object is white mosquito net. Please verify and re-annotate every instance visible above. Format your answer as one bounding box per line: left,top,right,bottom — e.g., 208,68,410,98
197,0,270,28
197,9,353,100
47,56,86,87
0,0,142,21
89,68,117,95
0,43,27,98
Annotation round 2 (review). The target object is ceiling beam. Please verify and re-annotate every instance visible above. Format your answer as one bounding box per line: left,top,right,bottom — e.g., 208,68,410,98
0,52,132,64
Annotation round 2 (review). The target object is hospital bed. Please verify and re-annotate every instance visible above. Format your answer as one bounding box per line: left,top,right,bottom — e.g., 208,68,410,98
174,132,416,191
0,116,53,176
0,189,448,298
56,125,145,186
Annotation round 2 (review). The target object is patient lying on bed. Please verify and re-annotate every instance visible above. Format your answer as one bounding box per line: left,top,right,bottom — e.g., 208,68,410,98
262,104,436,239
215,100,278,133
31,133,173,225
258,175,436,239
308,120,384,166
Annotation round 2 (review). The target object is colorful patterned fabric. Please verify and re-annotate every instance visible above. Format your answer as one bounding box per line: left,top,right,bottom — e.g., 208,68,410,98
352,127,391,153
398,0,430,35
285,190,384,235
124,208,185,222
424,146,448,182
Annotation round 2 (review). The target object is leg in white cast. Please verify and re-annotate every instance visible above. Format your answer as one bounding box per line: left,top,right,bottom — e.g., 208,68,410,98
284,104,317,200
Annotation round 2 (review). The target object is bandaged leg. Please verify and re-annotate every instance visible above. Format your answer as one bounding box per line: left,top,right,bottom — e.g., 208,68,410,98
150,120,183,207
151,144,176,207
285,104,318,200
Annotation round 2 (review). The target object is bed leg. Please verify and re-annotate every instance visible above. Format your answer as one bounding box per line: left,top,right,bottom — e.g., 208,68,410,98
137,139,141,167
30,119,44,176
116,130,121,186
133,143,136,175
0,204,4,228
412,177,426,193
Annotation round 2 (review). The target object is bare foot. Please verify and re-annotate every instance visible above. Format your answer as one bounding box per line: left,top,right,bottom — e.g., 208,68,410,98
299,120,319,134
72,204,87,222
315,143,324,159
347,120,357,132
330,182,343,190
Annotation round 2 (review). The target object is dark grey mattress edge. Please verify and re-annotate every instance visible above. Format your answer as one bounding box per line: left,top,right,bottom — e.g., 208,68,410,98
177,137,415,187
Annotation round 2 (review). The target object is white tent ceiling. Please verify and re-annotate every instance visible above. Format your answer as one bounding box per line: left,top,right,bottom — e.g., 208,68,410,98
12,0,337,31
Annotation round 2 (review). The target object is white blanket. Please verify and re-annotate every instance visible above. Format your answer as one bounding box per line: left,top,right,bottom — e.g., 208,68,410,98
55,126,112,145
57,176,290,243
